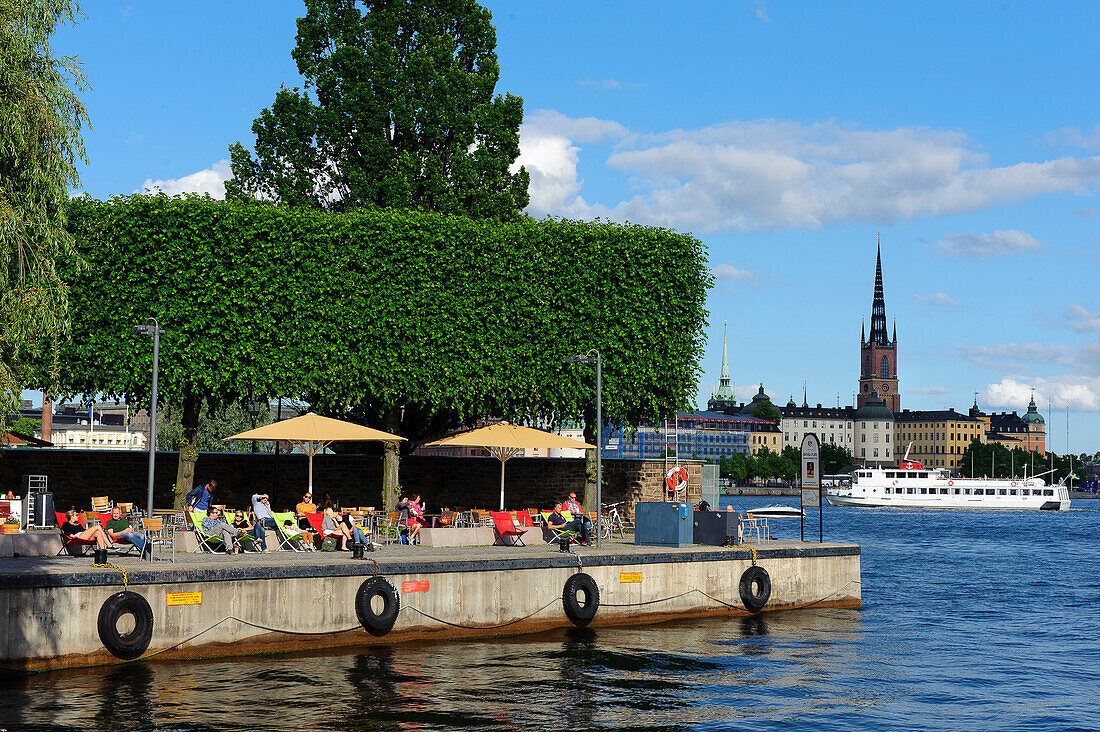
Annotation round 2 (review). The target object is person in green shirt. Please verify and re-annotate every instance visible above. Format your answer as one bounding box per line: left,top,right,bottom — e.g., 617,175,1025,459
104,506,149,558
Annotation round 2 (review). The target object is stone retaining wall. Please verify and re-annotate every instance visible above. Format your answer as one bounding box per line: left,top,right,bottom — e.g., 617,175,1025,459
0,449,700,522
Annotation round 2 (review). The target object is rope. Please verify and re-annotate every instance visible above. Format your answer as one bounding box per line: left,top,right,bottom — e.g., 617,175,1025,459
723,544,758,565
400,599,562,630
92,562,128,586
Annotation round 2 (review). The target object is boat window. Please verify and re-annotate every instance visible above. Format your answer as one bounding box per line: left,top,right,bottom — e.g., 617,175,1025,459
1043,489,1053,496
919,488,927,494
1021,489,1029,496
918,472,928,478
939,488,948,494
906,472,915,478
1009,490,1017,495
964,489,972,495
906,487,915,494
998,489,1007,496
952,488,960,495
886,472,896,478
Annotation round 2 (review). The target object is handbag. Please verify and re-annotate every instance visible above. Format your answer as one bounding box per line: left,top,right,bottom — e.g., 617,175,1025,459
320,535,339,552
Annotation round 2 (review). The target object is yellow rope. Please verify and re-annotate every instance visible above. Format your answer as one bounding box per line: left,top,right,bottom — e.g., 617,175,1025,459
92,562,128,586
724,545,758,565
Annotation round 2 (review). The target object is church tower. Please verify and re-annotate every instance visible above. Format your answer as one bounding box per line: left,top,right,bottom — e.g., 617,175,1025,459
858,239,899,411
707,322,737,412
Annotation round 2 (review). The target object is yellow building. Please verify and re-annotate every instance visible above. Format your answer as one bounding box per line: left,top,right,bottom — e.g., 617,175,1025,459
893,409,983,470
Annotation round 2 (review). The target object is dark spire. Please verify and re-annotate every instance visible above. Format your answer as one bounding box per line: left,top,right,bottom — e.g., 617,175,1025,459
869,237,888,346
861,319,865,343
892,318,897,345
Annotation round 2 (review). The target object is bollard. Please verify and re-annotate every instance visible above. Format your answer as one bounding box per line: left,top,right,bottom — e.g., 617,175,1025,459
352,543,365,560
93,548,108,564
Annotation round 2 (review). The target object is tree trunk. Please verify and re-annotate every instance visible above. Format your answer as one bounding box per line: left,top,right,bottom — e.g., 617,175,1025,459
172,392,200,509
381,406,401,512
582,404,597,510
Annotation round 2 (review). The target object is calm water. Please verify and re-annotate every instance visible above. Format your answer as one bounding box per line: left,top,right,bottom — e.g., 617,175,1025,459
3,497,1098,732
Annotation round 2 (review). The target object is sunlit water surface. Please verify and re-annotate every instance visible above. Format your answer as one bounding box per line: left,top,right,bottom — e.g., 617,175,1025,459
2,496,1097,731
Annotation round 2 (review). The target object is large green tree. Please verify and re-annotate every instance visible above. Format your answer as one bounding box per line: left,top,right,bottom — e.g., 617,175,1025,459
226,0,529,220
0,0,88,410
52,195,711,508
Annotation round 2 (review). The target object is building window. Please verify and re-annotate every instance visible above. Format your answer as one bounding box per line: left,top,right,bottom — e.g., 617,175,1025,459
861,448,866,457
874,448,879,457
880,356,889,378
862,434,866,443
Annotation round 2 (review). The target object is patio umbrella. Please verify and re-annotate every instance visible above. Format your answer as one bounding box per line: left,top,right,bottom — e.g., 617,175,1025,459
423,422,595,510
225,413,405,493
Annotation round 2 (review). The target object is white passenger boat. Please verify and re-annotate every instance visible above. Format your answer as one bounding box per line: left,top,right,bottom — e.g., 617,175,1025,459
826,459,1070,511
746,505,804,519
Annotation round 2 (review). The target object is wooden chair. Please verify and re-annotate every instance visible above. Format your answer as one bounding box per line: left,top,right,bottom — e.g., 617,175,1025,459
141,516,174,560
116,502,134,515
82,510,101,526
91,496,110,513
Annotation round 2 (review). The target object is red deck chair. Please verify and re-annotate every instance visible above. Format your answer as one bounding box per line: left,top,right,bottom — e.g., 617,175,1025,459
55,511,96,556
304,512,326,548
490,511,526,547
97,512,140,555
515,510,535,529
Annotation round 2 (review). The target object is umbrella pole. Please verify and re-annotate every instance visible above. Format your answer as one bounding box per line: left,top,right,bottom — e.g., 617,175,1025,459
308,441,314,493
500,458,506,511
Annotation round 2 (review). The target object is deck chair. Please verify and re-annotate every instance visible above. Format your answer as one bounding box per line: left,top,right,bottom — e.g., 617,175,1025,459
490,511,526,546
97,512,140,556
55,511,96,556
541,511,580,546
189,510,254,553
271,511,311,551
515,510,535,529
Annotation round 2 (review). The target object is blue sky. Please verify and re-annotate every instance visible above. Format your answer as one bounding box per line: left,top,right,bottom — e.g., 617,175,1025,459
50,1,1100,453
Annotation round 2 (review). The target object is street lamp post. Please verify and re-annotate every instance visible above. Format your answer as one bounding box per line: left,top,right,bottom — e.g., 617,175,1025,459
132,320,165,529
245,398,265,453
565,350,602,547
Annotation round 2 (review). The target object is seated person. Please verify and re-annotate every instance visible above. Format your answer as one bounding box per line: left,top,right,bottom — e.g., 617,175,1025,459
394,495,422,544
61,509,111,549
561,492,593,533
231,511,263,552
280,518,309,549
547,505,589,545
201,507,246,555
697,499,712,512
103,506,149,559
321,507,353,550
250,493,278,546
295,492,316,530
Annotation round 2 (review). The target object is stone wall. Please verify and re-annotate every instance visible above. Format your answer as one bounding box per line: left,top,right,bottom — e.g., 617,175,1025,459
0,448,700,522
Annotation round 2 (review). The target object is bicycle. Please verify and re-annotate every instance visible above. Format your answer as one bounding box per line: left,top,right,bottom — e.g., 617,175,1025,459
600,502,627,540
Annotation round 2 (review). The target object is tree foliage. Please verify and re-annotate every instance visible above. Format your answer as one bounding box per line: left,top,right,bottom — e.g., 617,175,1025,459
752,401,781,424
820,443,855,475
0,0,88,410
156,400,273,454
46,195,711,496
227,0,528,220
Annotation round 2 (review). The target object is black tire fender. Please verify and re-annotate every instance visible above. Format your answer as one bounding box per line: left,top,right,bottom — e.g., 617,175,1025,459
356,576,401,636
739,566,771,613
97,591,154,660
562,572,600,627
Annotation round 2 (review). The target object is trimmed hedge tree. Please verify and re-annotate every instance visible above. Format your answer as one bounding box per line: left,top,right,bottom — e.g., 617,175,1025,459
52,194,711,507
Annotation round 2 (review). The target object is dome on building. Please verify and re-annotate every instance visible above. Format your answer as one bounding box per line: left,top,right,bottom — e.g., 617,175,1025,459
1023,394,1045,425
854,389,894,421
786,396,797,408
740,384,772,416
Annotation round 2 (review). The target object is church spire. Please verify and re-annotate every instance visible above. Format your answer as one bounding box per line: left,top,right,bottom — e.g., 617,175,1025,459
869,236,888,346
707,321,735,411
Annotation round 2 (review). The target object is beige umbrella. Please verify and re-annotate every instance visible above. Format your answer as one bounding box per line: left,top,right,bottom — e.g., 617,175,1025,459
225,412,405,493
423,421,595,510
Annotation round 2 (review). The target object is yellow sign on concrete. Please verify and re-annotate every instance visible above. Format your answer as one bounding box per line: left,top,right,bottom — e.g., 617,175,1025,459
619,572,643,584
166,591,203,606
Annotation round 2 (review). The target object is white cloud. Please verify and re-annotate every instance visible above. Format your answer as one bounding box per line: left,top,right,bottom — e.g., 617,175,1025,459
985,376,1100,413
911,292,960,307
576,79,645,91
753,2,770,22
933,229,1043,258
1075,206,1097,218
519,112,1100,233
139,159,231,199
957,342,1076,371
911,385,948,395
1042,125,1100,150
1063,305,1100,333
711,263,754,282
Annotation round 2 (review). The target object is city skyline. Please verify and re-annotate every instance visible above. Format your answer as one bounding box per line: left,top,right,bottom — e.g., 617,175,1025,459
49,1,1100,451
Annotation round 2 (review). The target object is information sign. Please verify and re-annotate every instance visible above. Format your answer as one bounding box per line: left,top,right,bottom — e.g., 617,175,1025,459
800,434,823,541
401,580,430,593
619,572,643,584
166,591,202,606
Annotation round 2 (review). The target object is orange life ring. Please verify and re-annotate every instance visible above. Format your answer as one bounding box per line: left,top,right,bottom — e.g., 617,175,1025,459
1011,481,1017,487
665,466,688,494
948,480,954,486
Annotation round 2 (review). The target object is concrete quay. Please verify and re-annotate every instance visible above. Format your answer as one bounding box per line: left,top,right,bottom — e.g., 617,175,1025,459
0,540,861,671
